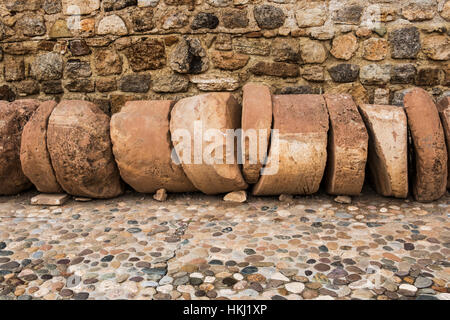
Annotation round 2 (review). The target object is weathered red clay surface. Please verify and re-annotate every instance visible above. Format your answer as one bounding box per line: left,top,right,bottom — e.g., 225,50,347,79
110,100,197,193
0,99,39,195
47,100,123,199
241,83,273,184
324,94,368,196
20,100,63,193
359,104,409,198
253,94,329,196
170,93,248,195
404,88,447,202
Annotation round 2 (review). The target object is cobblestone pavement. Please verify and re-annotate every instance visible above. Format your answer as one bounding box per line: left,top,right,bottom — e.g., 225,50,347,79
0,188,449,300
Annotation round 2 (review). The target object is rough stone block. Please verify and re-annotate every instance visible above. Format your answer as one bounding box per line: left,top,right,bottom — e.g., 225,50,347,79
404,88,447,201
20,101,63,193
223,190,247,203
359,104,409,198
0,100,39,195
253,95,329,196
170,93,248,195
241,83,273,184
47,100,124,199
110,100,196,193
31,194,69,206
324,94,368,196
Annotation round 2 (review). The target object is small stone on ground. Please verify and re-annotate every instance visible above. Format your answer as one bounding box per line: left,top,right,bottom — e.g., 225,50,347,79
334,196,352,204
153,189,168,202
223,191,247,203
31,194,69,206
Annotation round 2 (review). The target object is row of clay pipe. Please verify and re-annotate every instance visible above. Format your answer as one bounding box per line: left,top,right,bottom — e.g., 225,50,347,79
1,84,449,202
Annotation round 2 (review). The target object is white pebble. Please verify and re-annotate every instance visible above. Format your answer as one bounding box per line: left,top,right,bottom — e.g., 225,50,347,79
270,272,290,282
399,284,417,293
233,273,244,281
285,282,305,294
204,276,215,283
157,284,173,294
277,210,291,217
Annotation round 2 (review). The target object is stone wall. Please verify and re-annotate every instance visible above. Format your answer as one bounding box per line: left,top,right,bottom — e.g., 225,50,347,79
0,0,449,115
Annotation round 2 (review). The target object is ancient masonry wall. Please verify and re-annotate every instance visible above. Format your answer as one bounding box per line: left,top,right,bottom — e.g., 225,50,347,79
0,0,449,115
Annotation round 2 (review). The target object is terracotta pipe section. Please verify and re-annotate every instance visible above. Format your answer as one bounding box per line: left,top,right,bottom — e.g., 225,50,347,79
0,85,448,202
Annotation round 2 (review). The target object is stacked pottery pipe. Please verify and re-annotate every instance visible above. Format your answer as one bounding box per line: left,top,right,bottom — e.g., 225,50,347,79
1,85,449,202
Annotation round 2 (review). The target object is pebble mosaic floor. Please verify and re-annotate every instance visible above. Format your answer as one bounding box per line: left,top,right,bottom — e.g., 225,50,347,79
0,188,449,300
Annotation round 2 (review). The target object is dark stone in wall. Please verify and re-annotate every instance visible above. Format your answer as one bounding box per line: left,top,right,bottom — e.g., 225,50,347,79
169,37,209,74
253,5,285,29
42,81,64,94
222,8,249,29
43,0,62,14
69,40,91,56
2,42,33,55
65,79,95,93
165,0,195,10
444,67,450,86
191,12,219,30
328,64,360,83
416,67,441,86
211,50,249,70
152,73,189,93
31,52,64,81
4,55,25,81
391,64,417,84
119,74,151,93
124,39,166,72
4,0,41,12
333,5,363,24
38,40,56,52
14,80,40,96
19,14,46,37
250,61,299,78
0,22,7,41
104,0,137,11
132,8,154,32
94,48,122,76
278,86,314,95
302,65,325,82
272,40,300,63
0,85,16,102
390,27,421,59
96,78,117,92
65,60,92,79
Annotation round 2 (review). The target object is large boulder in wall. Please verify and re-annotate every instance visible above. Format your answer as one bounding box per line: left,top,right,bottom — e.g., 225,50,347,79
359,104,409,198
110,100,197,193
403,88,447,202
170,93,248,195
253,95,329,196
0,100,39,195
437,96,450,189
323,94,368,196
241,83,273,185
47,100,124,199
20,100,63,193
